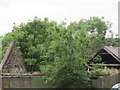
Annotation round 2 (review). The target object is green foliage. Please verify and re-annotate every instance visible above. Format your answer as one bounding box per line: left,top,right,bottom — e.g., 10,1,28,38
89,69,103,79
105,37,119,47
93,55,102,63
86,17,111,35
68,17,113,54
0,16,118,88
88,68,113,80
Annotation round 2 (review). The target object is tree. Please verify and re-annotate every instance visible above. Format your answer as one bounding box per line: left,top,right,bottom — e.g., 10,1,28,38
1,16,114,87
40,27,93,87
68,17,112,53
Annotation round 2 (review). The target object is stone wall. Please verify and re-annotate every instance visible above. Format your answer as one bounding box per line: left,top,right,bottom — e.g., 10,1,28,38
2,77,32,88
0,76,45,88
1,74,120,88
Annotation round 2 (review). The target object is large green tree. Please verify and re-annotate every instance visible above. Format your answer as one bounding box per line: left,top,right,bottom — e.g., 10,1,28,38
68,17,112,53
1,16,116,87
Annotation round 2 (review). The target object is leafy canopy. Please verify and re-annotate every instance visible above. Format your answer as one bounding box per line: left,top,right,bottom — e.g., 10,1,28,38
1,16,117,87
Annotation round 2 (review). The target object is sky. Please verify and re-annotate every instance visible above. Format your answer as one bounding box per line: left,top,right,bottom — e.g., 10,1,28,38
0,0,119,36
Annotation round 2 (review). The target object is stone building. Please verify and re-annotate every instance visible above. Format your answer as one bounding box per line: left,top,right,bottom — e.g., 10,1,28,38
0,41,27,74
0,41,44,88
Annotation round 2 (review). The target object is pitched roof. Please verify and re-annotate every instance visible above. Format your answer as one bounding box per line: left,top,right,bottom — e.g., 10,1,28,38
90,46,120,64
0,41,27,73
104,46,120,63
0,41,14,70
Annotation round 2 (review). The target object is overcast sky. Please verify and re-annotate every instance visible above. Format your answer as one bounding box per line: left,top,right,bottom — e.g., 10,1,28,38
0,0,119,36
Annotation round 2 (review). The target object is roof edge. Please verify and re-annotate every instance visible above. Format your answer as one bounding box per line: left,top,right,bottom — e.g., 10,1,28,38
0,41,14,70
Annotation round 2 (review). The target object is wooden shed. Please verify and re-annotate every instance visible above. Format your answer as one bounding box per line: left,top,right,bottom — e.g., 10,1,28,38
90,46,120,68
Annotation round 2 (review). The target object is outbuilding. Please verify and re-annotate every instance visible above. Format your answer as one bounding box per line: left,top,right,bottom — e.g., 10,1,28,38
90,46,120,68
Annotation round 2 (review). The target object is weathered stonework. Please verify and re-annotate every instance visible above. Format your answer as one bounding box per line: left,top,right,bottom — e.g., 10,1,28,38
0,41,27,75
0,41,44,88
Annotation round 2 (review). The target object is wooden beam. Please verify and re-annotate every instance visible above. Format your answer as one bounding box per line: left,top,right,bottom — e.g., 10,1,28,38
99,53,109,54
90,64,120,66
